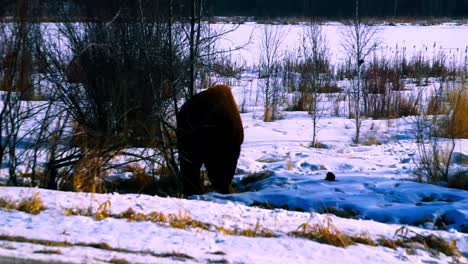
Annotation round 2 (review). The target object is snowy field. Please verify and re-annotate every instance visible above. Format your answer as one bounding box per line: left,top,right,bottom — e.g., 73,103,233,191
0,22,467,263
216,22,468,66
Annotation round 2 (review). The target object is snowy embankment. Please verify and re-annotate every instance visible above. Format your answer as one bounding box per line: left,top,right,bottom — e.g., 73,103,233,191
0,187,466,264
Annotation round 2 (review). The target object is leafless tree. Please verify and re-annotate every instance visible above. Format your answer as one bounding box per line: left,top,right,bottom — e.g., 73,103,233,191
341,0,379,143
0,0,45,185
301,20,330,147
258,24,285,122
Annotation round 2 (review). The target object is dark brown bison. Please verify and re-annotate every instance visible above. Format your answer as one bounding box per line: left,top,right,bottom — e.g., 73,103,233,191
177,85,244,195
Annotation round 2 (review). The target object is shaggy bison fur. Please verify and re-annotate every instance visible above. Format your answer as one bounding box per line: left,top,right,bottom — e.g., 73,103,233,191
177,85,244,195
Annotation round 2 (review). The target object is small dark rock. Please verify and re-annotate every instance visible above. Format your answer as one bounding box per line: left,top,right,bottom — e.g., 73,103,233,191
325,172,336,181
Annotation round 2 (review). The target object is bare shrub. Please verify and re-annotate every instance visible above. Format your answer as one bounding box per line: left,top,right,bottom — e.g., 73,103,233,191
258,24,285,122
413,86,467,185
366,91,419,119
414,129,453,184
448,170,468,190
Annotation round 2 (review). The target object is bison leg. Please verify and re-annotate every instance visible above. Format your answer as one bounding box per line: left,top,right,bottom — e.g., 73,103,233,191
179,154,203,195
205,149,239,194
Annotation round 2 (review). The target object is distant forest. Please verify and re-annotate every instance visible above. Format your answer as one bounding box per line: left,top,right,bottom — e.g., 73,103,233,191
206,0,468,18
1,0,468,19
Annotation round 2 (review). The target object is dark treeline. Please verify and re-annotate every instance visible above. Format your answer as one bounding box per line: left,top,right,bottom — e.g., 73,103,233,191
206,0,468,18
1,0,468,20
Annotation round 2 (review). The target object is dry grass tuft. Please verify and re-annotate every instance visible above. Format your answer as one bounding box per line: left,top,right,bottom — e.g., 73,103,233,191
73,150,109,193
17,193,46,215
0,193,46,215
350,233,377,246
123,163,153,190
108,258,131,264
287,156,293,171
263,108,272,122
393,226,462,257
95,199,112,220
377,237,405,250
239,171,273,185
447,88,468,139
428,87,468,139
118,207,148,222
64,199,111,221
226,221,276,238
289,218,354,247
362,133,382,146
308,142,329,149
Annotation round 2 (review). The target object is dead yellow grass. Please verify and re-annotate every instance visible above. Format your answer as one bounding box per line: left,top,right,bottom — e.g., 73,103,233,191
60,206,464,260
287,156,293,171
427,87,468,139
447,88,468,139
0,193,45,215
392,226,461,258
362,133,382,146
64,198,111,221
64,206,276,238
263,108,272,122
73,150,108,193
123,163,153,189
289,219,354,247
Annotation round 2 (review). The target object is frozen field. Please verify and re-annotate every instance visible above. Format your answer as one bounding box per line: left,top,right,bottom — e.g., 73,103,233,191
216,22,468,66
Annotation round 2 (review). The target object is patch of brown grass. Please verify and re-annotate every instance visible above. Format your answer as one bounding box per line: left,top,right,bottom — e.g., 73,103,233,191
374,226,463,259
362,133,382,146
59,206,464,260
0,193,46,215
289,219,355,247
73,150,109,193
123,163,153,189
118,207,148,222
64,199,111,221
287,156,293,171
223,221,276,238
428,87,468,139
263,108,272,122
447,88,468,139
350,233,377,246
288,221,462,261
108,258,131,264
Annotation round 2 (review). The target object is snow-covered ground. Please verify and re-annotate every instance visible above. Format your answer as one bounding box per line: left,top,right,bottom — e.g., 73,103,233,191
0,22,467,263
200,111,468,232
0,186,466,263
